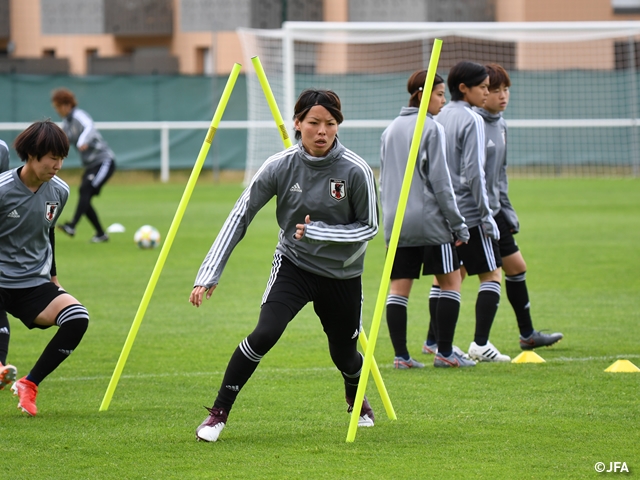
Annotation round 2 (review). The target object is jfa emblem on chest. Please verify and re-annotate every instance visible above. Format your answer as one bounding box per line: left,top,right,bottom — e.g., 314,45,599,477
330,178,347,201
45,201,60,222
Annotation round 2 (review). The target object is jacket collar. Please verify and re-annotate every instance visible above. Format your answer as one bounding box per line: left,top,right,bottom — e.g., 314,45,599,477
474,107,502,123
297,138,345,167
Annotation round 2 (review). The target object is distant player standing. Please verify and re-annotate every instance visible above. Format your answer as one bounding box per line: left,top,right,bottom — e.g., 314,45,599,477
52,88,116,243
190,89,379,442
435,61,509,363
0,120,90,416
0,138,8,172
0,138,16,391
380,71,475,369
474,63,563,350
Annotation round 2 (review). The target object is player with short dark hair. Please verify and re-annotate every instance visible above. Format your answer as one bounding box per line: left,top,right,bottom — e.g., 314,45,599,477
474,63,563,350
0,120,90,416
52,87,116,243
380,70,475,369
190,88,379,442
435,61,510,363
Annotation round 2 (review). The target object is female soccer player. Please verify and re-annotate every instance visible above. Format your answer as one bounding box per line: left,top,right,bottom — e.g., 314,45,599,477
0,138,13,390
0,120,90,416
0,138,8,172
474,63,563,350
52,88,116,243
434,61,509,363
190,89,379,442
380,71,475,369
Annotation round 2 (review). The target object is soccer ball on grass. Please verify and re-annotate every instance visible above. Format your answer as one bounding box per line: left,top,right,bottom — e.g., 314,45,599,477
134,225,161,249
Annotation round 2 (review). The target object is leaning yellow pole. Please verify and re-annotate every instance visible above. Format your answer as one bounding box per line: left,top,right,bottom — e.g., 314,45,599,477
251,55,394,420
346,39,443,442
358,329,395,420
251,56,292,148
99,63,243,412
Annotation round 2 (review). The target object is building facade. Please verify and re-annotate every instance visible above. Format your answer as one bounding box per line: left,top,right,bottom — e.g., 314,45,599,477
1,0,640,75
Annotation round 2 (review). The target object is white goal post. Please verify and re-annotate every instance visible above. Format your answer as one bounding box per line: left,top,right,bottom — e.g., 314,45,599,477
238,21,640,182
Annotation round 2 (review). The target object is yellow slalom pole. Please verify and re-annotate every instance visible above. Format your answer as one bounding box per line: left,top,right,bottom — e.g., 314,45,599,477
251,55,394,419
99,63,243,412
346,39,443,442
358,329,396,420
251,56,293,148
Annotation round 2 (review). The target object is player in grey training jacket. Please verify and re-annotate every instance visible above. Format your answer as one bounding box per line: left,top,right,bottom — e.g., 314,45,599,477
380,71,474,369
474,63,563,351
52,88,116,243
0,121,89,416
0,139,9,173
191,89,378,443
435,61,511,363
0,138,11,388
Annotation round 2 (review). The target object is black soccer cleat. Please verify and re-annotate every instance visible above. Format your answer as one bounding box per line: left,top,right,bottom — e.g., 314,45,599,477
520,330,564,350
58,223,76,237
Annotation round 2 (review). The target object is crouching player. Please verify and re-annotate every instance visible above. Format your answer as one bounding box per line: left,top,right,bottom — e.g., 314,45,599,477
0,120,89,416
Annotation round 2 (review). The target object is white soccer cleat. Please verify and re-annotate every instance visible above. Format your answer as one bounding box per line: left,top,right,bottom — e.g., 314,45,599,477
196,406,228,442
452,345,472,360
346,395,375,427
468,341,511,363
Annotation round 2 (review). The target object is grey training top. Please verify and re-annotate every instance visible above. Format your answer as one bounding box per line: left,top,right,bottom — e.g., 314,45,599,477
0,168,69,288
473,107,519,232
62,107,115,168
0,139,9,173
194,139,379,288
435,101,499,239
380,107,469,247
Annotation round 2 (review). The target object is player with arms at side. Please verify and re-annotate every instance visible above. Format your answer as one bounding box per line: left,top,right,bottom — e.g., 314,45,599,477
190,89,379,442
52,88,116,243
380,71,475,369
474,63,563,350
0,138,9,173
434,61,509,363
0,120,90,416
0,138,16,391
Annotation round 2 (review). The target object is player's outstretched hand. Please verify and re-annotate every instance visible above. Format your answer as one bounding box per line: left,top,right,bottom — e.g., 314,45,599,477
190,285,216,307
295,215,311,240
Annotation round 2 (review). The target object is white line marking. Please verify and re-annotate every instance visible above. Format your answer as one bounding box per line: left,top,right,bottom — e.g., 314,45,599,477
48,354,640,383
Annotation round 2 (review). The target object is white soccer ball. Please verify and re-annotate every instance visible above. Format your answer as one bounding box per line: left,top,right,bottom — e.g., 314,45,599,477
134,225,161,249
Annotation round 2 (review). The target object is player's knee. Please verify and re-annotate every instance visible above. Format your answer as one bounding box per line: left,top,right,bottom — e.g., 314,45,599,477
331,345,362,374
56,304,89,338
246,329,279,354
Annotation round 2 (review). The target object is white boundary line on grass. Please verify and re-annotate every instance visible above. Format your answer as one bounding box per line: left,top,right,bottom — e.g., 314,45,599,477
48,354,640,383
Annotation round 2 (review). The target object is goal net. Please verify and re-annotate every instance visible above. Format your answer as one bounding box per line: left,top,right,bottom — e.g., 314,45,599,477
238,21,640,182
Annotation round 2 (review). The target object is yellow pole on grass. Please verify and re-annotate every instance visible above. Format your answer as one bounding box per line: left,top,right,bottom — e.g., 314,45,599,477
346,39,443,442
99,63,243,412
358,329,396,420
251,55,395,419
251,56,293,148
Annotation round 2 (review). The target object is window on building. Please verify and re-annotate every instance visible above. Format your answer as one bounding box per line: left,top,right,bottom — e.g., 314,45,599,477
196,47,213,75
43,49,56,57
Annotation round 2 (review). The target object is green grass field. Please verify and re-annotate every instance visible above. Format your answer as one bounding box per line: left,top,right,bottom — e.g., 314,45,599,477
2,176,639,479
